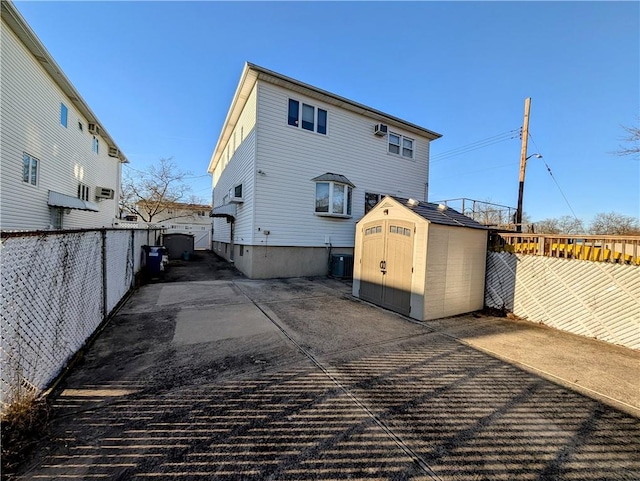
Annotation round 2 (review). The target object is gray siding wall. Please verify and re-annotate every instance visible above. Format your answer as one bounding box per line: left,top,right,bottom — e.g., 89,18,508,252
1,21,121,231
253,81,432,248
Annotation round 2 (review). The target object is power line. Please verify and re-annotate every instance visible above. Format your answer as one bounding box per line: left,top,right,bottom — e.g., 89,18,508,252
430,162,513,181
430,128,520,163
528,132,581,222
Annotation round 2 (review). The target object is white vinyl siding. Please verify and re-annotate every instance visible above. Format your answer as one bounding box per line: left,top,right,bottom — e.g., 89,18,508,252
253,81,431,248
212,83,258,245
0,19,121,231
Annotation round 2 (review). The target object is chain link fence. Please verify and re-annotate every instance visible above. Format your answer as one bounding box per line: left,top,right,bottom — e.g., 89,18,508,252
0,228,162,409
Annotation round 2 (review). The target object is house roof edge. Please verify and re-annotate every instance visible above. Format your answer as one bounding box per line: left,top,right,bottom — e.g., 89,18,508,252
1,0,128,163
208,62,443,173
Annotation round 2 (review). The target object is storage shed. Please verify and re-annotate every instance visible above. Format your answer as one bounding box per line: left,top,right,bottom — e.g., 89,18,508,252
353,196,488,321
162,233,195,260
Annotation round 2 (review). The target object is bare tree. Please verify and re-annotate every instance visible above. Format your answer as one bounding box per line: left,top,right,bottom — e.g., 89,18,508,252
120,158,194,223
534,215,584,234
615,123,640,157
589,212,640,235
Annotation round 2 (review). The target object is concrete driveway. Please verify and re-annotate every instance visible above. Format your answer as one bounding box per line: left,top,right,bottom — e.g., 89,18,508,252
15,253,640,480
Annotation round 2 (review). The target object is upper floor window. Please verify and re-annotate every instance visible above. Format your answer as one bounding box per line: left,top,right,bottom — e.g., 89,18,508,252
60,103,68,128
288,99,327,135
388,132,414,159
22,152,39,186
77,183,90,201
312,173,354,218
92,136,99,154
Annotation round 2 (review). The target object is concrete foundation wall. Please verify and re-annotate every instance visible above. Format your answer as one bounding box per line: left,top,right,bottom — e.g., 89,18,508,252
213,242,353,279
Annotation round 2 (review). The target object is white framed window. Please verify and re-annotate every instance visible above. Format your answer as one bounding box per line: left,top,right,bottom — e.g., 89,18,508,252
50,207,63,229
228,184,243,203
365,192,382,214
92,136,99,154
22,152,39,186
288,98,327,135
60,103,68,128
315,181,352,217
388,132,414,159
77,183,90,201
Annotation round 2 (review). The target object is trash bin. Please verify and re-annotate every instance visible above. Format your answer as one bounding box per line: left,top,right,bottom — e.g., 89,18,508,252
142,245,168,277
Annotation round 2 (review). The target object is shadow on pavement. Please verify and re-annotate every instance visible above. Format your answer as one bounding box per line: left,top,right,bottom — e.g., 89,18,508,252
12,252,640,480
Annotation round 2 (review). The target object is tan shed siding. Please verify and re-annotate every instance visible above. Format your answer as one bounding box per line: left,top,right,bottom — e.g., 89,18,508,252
409,220,428,319
424,226,448,318
1,21,120,231
212,85,257,244
424,225,487,320
254,81,431,248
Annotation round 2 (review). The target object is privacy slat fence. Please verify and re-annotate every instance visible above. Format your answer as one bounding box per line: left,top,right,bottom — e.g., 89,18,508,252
0,228,162,409
486,233,640,350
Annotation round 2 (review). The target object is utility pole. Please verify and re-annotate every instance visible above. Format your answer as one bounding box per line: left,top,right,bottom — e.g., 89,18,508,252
515,97,531,232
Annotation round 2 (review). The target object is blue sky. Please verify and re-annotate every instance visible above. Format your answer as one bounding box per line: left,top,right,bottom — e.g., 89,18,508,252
14,1,639,223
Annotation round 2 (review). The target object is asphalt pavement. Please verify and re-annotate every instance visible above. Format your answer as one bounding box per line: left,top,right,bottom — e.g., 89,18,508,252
14,251,640,480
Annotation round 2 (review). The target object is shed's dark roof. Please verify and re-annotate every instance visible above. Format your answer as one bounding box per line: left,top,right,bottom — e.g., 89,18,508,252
391,197,488,230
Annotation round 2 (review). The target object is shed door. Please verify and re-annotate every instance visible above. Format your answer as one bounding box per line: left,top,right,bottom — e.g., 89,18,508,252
359,220,414,316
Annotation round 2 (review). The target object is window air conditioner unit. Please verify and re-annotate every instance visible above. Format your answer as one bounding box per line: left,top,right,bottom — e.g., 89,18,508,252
95,186,115,199
88,123,100,135
229,195,244,204
374,123,388,136
108,147,120,158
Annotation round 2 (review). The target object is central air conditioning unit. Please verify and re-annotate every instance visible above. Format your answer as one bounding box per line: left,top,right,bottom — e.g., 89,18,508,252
374,123,388,136
88,123,100,135
108,147,120,158
330,254,354,279
95,186,115,199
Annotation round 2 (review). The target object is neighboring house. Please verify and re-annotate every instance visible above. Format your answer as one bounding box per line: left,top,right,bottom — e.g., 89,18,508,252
126,201,212,225
0,1,127,231
118,201,213,250
208,62,442,279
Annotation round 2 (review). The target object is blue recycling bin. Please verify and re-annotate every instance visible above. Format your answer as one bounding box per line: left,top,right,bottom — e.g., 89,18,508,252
143,245,168,276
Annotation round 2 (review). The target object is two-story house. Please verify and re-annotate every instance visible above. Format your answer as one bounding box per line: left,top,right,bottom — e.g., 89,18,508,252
0,1,127,231
208,62,441,279
125,201,213,250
